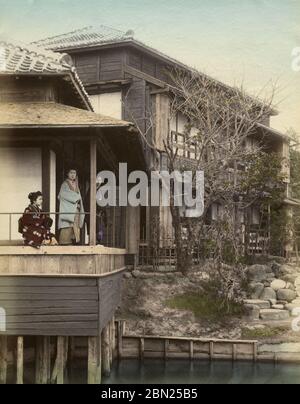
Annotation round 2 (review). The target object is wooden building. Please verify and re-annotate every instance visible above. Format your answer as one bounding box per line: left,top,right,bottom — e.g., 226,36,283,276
0,39,144,383
33,25,293,262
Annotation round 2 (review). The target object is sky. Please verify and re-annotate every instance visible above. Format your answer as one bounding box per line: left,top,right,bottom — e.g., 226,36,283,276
0,0,300,137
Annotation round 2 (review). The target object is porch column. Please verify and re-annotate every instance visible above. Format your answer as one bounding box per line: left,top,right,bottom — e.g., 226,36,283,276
90,138,97,246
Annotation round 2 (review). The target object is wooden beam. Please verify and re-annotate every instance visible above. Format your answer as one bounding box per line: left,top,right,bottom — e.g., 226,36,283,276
90,137,97,246
88,336,101,384
124,65,166,89
101,325,111,377
16,336,24,384
42,145,51,213
56,336,65,384
0,336,7,384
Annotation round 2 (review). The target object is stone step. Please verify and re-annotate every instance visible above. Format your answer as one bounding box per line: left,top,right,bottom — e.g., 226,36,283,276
244,299,270,309
259,309,290,321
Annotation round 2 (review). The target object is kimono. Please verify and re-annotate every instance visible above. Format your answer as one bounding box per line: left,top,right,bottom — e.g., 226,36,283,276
21,205,55,248
58,180,85,245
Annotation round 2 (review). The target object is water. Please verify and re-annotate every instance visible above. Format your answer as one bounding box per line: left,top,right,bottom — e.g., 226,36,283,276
9,359,300,384
101,359,300,385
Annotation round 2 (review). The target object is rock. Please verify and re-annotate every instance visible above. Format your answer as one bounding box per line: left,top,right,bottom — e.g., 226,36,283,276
286,282,295,291
271,279,287,291
244,304,260,321
132,270,142,278
244,299,271,309
124,272,133,279
247,265,268,282
260,309,290,321
249,283,264,299
268,299,277,306
282,274,299,284
272,304,285,310
271,262,282,278
277,289,297,303
280,264,298,276
285,304,300,316
260,287,277,301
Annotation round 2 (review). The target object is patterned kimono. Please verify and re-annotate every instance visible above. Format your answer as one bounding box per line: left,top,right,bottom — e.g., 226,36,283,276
21,204,55,248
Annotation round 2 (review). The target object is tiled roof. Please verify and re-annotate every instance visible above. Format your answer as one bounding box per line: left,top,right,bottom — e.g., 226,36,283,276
32,25,133,51
0,102,132,127
0,39,93,109
0,39,73,74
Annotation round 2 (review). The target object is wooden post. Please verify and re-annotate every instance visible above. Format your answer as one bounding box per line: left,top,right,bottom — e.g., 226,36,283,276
35,336,43,384
90,137,97,246
117,321,123,359
102,325,111,377
232,344,237,361
42,337,51,384
16,337,24,384
209,341,214,361
139,338,145,361
164,339,169,360
88,336,101,384
0,336,7,384
189,341,194,361
57,336,65,385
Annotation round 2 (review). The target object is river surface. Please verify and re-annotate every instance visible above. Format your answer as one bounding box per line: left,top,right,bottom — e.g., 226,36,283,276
11,359,300,384
101,359,300,385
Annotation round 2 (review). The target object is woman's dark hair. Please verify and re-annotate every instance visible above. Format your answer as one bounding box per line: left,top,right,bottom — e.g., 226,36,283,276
28,191,43,204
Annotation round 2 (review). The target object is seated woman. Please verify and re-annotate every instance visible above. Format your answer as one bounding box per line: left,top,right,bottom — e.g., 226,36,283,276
20,191,57,248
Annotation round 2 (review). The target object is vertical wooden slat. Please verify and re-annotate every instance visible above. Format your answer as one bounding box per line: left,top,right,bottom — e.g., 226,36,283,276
56,336,65,385
102,325,111,377
164,339,169,360
35,336,43,384
140,338,145,361
0,336,8,384
232,344,237,361
117,321,123,359
253,342,258,363
189,341,194,360
90,137,97,246
209,341,214,361
88,336,97,384
16,337,24,384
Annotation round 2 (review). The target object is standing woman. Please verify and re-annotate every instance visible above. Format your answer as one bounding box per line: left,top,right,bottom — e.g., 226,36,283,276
58,169,85,245
21,191,57,248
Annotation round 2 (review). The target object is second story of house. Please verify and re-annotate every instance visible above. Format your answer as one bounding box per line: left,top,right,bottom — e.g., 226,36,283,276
33,25,291,192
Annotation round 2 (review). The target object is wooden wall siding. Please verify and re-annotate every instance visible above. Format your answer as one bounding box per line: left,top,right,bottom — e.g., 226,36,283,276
0,79,57,103
123,76,146,133
127,50,172,85
0,273,123,336
73,50,123,85
0,252,125,276
99,272,122,331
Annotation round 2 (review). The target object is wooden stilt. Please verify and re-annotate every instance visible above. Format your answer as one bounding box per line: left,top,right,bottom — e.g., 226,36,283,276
0,336,7,384
42,337,51,384
88,336,102,384
102,325,111,377
140,338,145,361
16,337,24,384
56,336,65,385
35,336,43,384
189,341,194,361
117,321,123,359
109,320,113,367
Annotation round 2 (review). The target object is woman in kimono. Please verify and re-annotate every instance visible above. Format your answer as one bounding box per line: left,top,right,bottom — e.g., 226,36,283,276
21,191,57,248
58,169,85,245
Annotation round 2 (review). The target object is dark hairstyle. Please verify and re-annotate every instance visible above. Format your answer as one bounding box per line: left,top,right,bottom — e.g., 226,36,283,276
28,191,43,204
66,168,77,178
